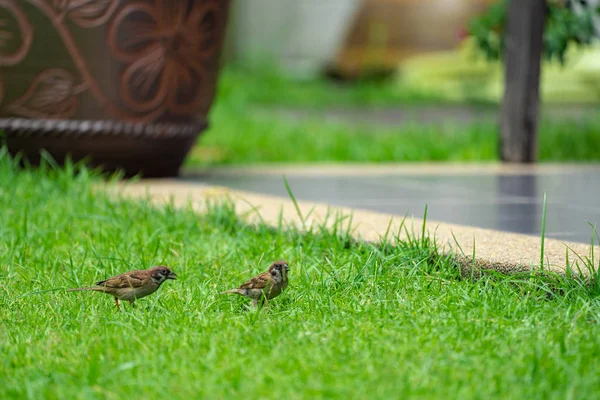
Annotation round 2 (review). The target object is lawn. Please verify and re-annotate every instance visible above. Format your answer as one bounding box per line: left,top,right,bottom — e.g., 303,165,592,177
2,153,600,399
189,67,600,166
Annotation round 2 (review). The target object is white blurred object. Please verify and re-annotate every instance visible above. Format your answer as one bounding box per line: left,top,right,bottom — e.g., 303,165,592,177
226,0,362,79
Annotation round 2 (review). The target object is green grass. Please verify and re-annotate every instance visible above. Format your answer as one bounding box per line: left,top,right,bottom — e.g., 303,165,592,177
212,66,454,108
189,67,600,165
2,155,600,399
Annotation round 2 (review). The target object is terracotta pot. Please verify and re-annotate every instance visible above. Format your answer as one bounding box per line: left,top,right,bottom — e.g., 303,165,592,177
0,0,229,177
334,0,495,77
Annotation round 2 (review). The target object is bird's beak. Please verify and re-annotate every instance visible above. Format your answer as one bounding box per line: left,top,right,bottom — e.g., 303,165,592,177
168,272,177,280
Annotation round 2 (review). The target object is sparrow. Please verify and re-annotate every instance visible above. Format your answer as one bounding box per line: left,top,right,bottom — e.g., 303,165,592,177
68,266,176,310
221,260,289,306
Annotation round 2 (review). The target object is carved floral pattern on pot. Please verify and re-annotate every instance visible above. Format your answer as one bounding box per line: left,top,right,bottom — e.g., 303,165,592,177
0,0,34,105
51,0,120,28
108,0,222,116
0,0,225,123
7,68,87,119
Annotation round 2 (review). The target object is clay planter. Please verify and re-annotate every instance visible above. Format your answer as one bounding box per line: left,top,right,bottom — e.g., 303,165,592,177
334,0,495,77
0,0,229,177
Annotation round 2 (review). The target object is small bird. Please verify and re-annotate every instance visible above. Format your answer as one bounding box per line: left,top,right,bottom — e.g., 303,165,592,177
68,266,176,310
221,260,289,306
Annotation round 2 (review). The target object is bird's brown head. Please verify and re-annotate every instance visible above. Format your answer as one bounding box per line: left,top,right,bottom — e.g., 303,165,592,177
269,260,289,280
151,266,177,284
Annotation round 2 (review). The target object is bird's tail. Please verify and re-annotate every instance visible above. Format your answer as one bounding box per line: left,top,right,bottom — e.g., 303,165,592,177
67,287,99,292
220,289,241,295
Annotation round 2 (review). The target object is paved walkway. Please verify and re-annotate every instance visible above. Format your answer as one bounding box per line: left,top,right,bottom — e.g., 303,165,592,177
257,104,600,127
109,163,600,277
183,163,600,244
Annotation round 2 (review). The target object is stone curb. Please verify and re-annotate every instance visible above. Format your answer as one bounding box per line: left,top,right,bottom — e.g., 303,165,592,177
184,162,600,178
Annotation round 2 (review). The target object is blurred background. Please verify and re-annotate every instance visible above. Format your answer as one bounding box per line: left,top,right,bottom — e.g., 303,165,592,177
190,0,600,167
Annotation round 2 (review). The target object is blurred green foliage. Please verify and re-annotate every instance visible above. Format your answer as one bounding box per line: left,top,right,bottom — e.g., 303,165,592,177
469,0,598,64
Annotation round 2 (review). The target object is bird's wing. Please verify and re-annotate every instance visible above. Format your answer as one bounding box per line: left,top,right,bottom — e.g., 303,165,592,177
238,272,270,290
96,271,148,289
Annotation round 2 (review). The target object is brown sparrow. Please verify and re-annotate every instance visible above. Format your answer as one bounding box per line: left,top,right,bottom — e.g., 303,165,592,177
68,266,176,310
221,260,289,306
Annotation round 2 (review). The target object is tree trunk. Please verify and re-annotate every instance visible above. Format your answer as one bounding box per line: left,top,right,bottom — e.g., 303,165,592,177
500,0,547,163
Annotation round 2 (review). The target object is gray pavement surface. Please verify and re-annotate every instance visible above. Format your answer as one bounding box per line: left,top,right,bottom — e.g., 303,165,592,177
183,166,600,244
256,104,600,127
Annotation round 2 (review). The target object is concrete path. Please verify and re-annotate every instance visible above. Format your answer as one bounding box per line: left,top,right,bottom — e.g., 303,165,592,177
184,163,600,244
110,165,600,277
256,104,600,127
